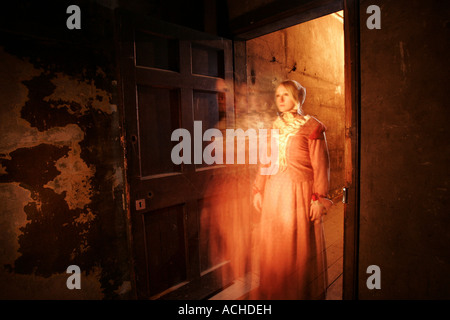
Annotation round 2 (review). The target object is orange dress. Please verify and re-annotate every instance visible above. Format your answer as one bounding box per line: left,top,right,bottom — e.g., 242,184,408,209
252,113,332,300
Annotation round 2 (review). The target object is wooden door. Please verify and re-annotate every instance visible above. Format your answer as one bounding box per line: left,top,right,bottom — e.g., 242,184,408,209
117,11,248,299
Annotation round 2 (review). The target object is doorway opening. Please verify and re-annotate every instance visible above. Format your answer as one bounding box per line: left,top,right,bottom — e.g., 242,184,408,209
210,10,346,300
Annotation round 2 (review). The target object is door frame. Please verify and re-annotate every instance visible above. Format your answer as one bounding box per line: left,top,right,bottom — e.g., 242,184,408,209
228,0,361,300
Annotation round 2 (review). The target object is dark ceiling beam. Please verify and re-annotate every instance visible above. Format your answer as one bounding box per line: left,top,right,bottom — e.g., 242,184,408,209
229,0,343,40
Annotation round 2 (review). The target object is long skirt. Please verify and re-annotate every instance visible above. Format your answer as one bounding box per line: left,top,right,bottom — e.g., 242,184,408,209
252,170,328,300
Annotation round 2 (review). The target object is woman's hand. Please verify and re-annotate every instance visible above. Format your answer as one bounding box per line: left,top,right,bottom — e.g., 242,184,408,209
310,201,326,221
253,192,262,212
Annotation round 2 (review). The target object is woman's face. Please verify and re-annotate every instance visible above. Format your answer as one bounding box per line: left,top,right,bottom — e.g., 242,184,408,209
275,85,297,113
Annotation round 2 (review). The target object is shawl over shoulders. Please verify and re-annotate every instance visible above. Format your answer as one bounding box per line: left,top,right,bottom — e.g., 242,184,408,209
301,116,327,140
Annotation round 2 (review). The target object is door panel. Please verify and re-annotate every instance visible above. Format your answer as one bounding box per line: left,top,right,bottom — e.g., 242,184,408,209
191,44,225,77
142,204,187,297
118,11,242,299
136,85,181,177
198,196,228,273
193,90,227,168
135,30,180,71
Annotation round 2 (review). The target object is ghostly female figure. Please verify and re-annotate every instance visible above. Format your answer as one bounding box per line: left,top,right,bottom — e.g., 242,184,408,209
252,80,333,300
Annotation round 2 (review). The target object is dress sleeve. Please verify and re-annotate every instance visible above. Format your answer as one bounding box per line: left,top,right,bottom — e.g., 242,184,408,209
252,166,267,195
252,125,275,195
308,124,333,210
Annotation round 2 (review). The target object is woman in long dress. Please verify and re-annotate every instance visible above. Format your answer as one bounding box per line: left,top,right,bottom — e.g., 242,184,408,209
252,80,333,300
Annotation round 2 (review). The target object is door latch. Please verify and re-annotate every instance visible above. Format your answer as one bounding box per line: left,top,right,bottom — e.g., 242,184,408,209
342,187,348,204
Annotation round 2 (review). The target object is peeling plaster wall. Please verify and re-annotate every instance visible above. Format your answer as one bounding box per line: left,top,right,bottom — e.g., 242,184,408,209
0,1,130,299
246,12,345,198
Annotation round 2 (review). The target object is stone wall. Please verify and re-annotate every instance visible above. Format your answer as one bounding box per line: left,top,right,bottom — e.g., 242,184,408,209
246,12,345,198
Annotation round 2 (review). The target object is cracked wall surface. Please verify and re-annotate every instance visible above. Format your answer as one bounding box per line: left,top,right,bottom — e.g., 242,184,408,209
0,1,130,299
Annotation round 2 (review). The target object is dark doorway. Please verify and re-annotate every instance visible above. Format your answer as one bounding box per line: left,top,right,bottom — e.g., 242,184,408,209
225,0,360,300
209,9,346,300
